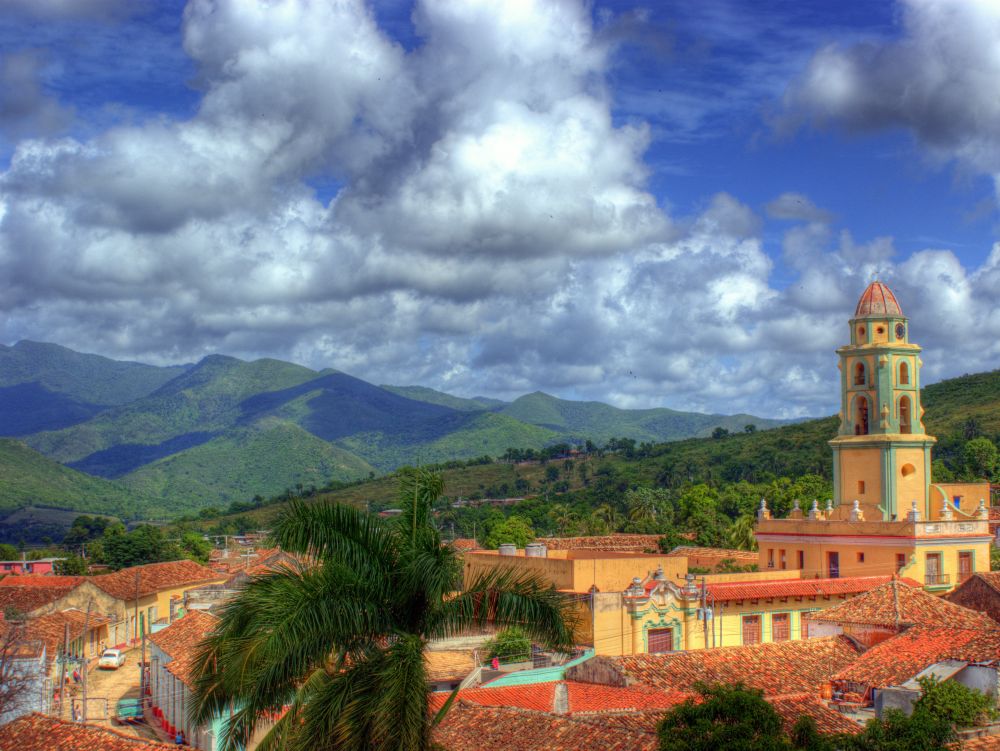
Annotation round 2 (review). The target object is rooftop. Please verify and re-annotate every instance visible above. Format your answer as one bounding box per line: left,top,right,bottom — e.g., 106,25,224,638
425,650,477,683
534,535,663,553
807,579,998,630
432,702,658,751
427,681,689,716
148,610,219,688
855,280,903,318
575,637,862,696
0,714,174,750
0,578,84,615
92,560,226,600
832,626,1000,689
17,609,112,664
705,575,917,603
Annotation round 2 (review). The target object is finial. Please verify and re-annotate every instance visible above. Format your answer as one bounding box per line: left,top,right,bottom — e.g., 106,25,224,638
978,499,989,520
757,498,771,521
792,499,800,512
940,498,954,521
850,499,865,522
808,499,820,519
906,499,921,522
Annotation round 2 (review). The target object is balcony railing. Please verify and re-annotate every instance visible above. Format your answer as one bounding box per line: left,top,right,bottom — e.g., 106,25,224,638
924,572,950,587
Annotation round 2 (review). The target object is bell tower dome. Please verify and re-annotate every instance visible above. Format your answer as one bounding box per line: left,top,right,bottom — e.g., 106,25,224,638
830,281,934,521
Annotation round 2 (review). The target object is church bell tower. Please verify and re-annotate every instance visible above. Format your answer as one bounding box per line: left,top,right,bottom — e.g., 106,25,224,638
830,282,934,521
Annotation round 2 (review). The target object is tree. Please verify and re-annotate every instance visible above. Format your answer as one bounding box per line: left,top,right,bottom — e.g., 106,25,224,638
744,424,758,434
727,515,757,552
482,627,531,664
841,708,952,751
964,437,998,481
483,515,536,549
0,543,17,560
0,619,41,722
99,524,176,569
624,487,672,534
711,427,730,439
912,675,993,728
190,467,574,750
547,504,578,536
657,683,791,751
54,555,88,575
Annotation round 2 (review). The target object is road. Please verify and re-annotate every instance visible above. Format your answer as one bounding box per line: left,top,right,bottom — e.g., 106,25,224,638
74,646,161,742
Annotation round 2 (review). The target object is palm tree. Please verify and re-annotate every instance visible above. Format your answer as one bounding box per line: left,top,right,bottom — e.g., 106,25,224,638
547,503,577,536
189,468,576,751
727,514,758,552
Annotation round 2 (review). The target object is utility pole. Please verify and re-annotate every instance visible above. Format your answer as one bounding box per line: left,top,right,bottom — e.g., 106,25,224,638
701,577,708,651
57,622,69,719
81,600,93,722
133,571,141,646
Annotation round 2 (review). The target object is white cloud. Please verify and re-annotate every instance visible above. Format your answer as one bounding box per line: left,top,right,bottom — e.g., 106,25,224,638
2,0,1000,423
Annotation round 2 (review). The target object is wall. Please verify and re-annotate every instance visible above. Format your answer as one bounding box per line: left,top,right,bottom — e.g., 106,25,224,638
931,483,992,517
947,577,1000,624
839,446,884,508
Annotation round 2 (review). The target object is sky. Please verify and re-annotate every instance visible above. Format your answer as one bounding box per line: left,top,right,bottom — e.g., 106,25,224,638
1,0,1000,419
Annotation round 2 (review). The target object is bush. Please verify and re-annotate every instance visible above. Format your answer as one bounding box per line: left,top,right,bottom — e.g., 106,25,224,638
914,676,994,728
482,627,531,664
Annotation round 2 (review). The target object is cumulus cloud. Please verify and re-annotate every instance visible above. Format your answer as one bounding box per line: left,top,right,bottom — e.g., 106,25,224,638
2,0,1000,420
0,51,72,141
781,0,1000,179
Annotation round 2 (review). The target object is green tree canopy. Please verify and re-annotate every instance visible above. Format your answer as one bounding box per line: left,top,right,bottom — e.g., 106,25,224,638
657,683,791,751
190,468,575,750
483,515,535,549
964,437,998,481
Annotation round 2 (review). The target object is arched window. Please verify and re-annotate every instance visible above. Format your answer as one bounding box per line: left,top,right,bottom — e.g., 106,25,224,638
854,362,866,386
854,395,870,435
899,395,912,434
899,361,910,385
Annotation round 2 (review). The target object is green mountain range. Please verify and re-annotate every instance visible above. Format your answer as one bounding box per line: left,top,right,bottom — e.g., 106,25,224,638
0,341,787,517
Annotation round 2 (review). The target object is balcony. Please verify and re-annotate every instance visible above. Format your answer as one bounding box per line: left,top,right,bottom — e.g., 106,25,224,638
924,572,950,587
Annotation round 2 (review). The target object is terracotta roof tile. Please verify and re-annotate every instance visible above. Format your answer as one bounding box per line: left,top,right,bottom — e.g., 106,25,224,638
425,650,476,682
855,281,902,317
604,637,862,696
450,538,480,552
833,626,1000,689
148,610,218,688
432,702,658,751
0,584,81,615
92,560,226,601
21,609,111,665
808,580,997,630
665,546,758,561
0,575,84,588
534,535,663,553
0,713,174,750
706,575,916,602
769,693,862,736
956,735,1000,749
426,681,689,716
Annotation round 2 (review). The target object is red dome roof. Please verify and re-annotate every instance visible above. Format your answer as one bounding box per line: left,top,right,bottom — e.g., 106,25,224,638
855,281,903,318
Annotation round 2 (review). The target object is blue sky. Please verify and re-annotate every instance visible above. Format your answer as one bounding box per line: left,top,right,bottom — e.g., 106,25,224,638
1,0,999,418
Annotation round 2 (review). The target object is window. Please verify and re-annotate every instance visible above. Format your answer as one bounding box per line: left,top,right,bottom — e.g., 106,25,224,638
767,549,775,569
797,550,804,569
959,552,973,583
954,496,962,508
828,551,840,579
742,615,761,645
857,325,866,340
899,395,912,434
858,480,865,494
925,553,945,586
648,628,673,654
896,553,906,572
779,549,787,570
854,362,866,386
771,613,790,642
899,361,910,385
901,463,916,478
854,395,869,435
857,552,865,563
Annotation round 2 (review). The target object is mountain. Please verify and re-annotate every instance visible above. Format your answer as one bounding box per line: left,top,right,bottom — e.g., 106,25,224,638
1,341,786,517
381,385,507,412
500,391,779,444
0,340,187,409
0,438,152,518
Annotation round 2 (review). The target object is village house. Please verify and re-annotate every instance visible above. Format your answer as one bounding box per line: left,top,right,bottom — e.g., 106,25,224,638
0,713,174,750
804,578,997,647
0,558,64,576
148,610,229,750
947,572,1000,625
0,560,227,646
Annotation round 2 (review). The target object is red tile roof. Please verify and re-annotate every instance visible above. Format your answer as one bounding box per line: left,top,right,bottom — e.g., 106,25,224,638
0,583,81,615
450,538,480,552
585,637,862,696
534,535,663,553
92,560,226,601
807,580,998,630
427,681,689,716
17,609,112,665
148,610,218,688
425,650,477,682
0,713,174,750
957,735,1000,750
705,575,917,602
666,546,758,561
833,626,1000,689
769,693,862,736
855,280,902,317
432,702,658,751
0,575,84,588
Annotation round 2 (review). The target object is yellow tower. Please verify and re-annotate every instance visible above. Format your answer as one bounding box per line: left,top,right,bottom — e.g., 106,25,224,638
829,281,934,520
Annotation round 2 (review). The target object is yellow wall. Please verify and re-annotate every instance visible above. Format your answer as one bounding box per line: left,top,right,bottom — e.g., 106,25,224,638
839,447,883,506
930,483,991,517
896,446,927,512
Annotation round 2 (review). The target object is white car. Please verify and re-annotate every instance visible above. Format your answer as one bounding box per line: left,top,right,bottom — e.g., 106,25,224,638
98,648,126,669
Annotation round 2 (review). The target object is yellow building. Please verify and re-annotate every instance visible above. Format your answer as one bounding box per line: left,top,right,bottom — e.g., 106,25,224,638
756,281,992,590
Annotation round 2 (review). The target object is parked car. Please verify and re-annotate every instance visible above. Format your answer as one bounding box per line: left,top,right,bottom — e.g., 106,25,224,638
98,648,126,669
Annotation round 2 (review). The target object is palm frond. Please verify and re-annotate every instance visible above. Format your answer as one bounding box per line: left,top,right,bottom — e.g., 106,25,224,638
396,467,444,544
271,498,397,574
427,568,578,652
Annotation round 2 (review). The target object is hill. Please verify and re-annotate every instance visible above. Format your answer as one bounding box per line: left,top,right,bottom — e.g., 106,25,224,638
0,438,153,518
0,340,187,409
207,368,1000,529
500,391,783,444
0,343,785,515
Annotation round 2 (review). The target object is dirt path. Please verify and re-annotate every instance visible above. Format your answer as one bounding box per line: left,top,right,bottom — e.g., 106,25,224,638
73,646,161,741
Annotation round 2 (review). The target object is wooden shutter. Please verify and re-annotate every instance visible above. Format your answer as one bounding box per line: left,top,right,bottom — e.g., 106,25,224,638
647,628,673,654
742,616,761,645
771,613,789,642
